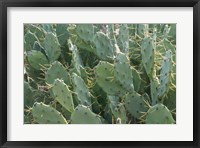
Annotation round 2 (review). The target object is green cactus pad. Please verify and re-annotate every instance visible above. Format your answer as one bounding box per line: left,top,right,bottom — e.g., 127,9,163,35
32,102,67,124
27,50,49,70
28,24,45,41
114,52,134,92
145,103,175,124
24,31,39,51
68,40,83,75
108,95,119,108
43,32,61,63
74,37,95,53
141,37,155,79
108,96,126,124
24,81,34,108
72,73,91,106
137,24,149,38
75,24,94,42
119,24,129,54
107,24,117,45
125,92,148,119
150,77,160,105
136,24,144,37
71,105,102,124
163,89,176,110
158,50,172,99
41,24,55,33
131,67,141,92
56,24,70,46
94,32,114,61
112,103,126,124
52,79,74,112
95,61,126,96
45,61,70,85
33,41,45,53
168,24,176,42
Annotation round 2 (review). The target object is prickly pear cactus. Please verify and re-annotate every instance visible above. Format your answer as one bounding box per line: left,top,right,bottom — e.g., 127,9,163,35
27,24,45,41
24,30,39,51
141,37,155,79
72,73,91,106
71,105,102,124
56,24,70,46
94,61,126,96
131,67,141,92
144,103,175,124
27,50,48,70
24,81,34,108
32,102,68,124
42,32,61,63
52,79,74,112
94,32,114,61
119,24,129,54
68,40,83,75
108,96,127,124
114,52,134,92
24,23,176,124
33,41,46,55
157,50,173,101
75,24,94,43
45,61,70,85
125,92,148,119
150,77,160,105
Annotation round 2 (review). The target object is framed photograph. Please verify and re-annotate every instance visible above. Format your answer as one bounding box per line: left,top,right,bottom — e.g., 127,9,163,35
0,0,199,147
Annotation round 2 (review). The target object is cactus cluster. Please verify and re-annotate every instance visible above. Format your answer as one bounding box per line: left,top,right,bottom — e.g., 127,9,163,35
24,24,176,124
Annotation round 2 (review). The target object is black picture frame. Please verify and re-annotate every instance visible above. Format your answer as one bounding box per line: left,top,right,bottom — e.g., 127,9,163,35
0,0,199,147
